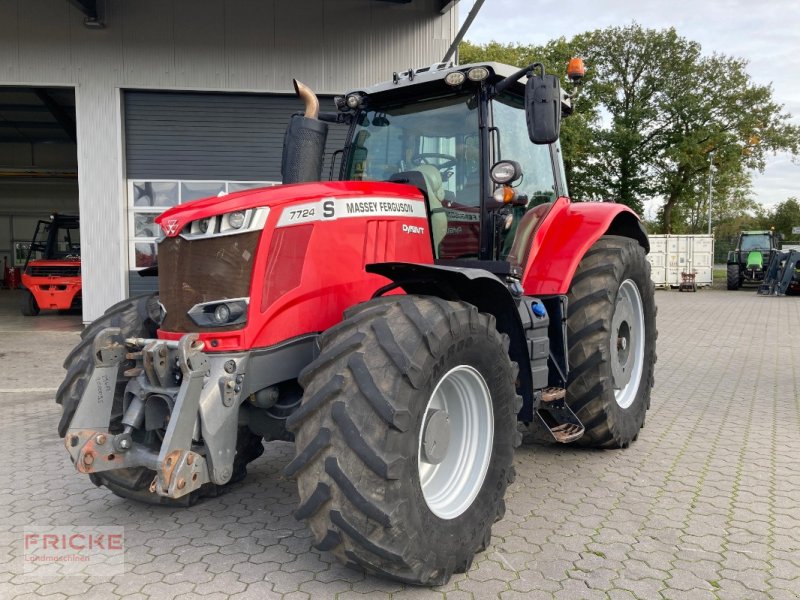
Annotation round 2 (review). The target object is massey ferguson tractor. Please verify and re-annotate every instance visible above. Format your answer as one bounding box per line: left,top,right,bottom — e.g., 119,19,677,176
57,61,656,585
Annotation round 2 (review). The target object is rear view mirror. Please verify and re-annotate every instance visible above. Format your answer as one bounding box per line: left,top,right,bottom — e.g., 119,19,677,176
525,72,561,144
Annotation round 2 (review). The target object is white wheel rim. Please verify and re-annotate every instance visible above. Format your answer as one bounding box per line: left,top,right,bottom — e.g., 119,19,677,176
417,365,493,520
610,279,645,409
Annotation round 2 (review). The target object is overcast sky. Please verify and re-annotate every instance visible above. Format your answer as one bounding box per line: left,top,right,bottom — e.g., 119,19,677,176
459,0,800,212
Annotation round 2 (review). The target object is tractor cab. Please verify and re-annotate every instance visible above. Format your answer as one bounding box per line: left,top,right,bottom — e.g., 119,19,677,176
293,62,573,267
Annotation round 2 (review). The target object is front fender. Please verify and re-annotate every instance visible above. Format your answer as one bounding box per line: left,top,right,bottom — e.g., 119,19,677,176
366,262,534,415
522,197,648,295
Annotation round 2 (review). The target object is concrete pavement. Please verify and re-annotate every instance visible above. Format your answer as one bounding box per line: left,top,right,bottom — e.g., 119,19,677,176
0,288,798,599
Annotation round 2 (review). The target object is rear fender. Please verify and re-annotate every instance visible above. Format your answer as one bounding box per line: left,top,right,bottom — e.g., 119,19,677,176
522,197,648,295
366,262,533,415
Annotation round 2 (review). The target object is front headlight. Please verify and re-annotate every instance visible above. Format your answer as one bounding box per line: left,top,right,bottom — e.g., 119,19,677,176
490,160,522,185
227,211,246,229
188,297,249,328
183,207,269,239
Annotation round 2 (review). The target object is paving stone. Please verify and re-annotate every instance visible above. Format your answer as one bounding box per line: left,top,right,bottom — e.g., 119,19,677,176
553,578,607,599
262,569,315,594
193,572,247,596
336,592,391,600
769,589,800,600
175,593,229,600
229,581,280,600
665,570,716,593
661,587,717,600
111,570,164,596
509,570,562,594
139,581,195,599
612,576,666,599
719,567,770,593
456,576,510,597
500,590,553,600
298,578,353,599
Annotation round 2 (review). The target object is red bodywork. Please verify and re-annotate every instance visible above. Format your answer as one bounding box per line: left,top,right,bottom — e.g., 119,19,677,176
22,259,82,310
155,184,640,352
522,197,641,295
156,182,433,351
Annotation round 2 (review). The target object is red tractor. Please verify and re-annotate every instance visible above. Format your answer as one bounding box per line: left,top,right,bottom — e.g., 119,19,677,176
57,62,656,584
20,214,81,315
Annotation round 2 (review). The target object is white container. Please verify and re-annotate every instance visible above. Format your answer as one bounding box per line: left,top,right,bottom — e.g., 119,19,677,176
646,234,714,288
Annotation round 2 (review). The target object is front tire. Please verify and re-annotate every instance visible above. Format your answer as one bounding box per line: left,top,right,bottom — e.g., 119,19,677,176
286,296,520,585
566,236,656,449
56,294,264,506
20,290,40,316
727,264,741,290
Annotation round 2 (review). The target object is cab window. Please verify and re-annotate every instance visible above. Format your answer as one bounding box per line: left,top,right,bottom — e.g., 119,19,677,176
492,94,558,205
344,94,481,208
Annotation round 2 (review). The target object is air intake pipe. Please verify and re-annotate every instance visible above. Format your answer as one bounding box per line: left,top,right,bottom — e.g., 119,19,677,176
280,79,329,184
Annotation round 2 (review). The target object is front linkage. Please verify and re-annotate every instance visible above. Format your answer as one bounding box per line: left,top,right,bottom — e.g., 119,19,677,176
64,329,249,500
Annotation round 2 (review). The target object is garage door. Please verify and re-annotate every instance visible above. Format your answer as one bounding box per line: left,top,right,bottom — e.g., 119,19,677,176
124,90,349,295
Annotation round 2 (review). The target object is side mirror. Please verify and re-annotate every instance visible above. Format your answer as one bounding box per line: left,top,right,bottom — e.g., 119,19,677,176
525,72,561,144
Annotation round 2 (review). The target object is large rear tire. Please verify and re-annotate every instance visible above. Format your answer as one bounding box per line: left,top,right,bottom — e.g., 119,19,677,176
286,296,520,585
20,290,40,316
727,264,741,290
56,294,264,506
566,236,656,449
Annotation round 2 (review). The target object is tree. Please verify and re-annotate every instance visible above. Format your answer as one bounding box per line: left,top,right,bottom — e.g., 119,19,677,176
761,197,800,239
654,50,800,233
568,26,700,215
460,25,800,232
459,40,601,200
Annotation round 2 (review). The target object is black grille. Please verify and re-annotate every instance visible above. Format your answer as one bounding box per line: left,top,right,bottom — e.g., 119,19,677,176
158,231,260,333
27,265,81,277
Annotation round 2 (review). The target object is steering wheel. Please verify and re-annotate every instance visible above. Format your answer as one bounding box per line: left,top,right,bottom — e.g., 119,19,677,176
411,153,457,170
411,153,457,182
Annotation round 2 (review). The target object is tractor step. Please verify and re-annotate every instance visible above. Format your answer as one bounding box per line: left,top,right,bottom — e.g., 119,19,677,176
535,387,585,443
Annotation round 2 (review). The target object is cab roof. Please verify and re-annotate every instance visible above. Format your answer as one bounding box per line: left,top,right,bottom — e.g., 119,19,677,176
354,62,526,95
345,61,572,113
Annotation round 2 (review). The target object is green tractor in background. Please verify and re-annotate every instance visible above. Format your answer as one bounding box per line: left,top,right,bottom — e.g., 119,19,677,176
727,230,779,290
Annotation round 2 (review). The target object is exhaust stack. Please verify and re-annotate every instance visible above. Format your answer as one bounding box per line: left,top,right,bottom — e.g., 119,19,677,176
294,79,319,120
280,79,328,184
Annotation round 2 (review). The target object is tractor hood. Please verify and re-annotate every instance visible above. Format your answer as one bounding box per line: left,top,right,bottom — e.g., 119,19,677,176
155,180,424,239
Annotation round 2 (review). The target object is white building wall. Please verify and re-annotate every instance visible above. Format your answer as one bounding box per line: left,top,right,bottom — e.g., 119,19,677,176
0,0,457,321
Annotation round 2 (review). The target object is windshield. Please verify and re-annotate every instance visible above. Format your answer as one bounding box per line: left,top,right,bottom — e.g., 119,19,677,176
345,93,482,258
345,93,480,201
740,234,770,251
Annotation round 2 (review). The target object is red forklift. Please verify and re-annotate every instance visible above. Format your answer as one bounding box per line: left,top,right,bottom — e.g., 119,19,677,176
20,214,81,315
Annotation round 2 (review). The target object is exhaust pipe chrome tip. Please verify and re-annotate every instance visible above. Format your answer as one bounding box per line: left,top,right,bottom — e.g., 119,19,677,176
293,79,319,120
